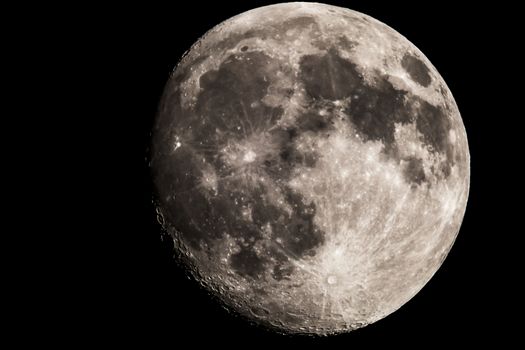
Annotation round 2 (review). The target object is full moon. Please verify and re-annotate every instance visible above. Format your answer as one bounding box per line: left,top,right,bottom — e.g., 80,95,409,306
151,2,470,335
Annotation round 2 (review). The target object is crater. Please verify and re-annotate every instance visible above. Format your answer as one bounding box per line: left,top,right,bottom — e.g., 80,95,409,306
401,53,432,87
243,149,257,163
327,275,338,285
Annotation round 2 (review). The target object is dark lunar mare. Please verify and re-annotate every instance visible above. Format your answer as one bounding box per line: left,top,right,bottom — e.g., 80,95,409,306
152,49,328,281
298,48,455,183
401,53,432,87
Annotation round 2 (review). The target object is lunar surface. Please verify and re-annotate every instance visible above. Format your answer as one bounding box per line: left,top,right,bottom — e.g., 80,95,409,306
151,2,470,335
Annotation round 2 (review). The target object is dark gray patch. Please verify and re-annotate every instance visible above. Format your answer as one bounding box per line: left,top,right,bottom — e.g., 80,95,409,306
192,51,284,169
440,161,452,178
198,52,270,105
299,48,362,100
220,183,325,280
403,157,426,185
275,16,318,34
156,134,326,268
408,99,454,179
271,112,332,169
344,76,410,152
298,47,454,181
271,188,324,257
296,112,332,133
337,35,357,52
250,188,286,226
300,49,410,149
401,54,432,87
230,247,266,279
272,262,294,281
152,157,268,251
277,144,318,168
261,129,300,179
152,151,224,250
414,98,451,154
279,145,300,164
263,118,328,179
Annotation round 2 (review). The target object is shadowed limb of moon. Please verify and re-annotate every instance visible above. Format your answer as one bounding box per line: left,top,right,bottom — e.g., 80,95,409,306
151,2,470,335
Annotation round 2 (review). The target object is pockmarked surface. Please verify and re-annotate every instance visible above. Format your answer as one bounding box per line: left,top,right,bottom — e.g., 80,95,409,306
151,2,470,335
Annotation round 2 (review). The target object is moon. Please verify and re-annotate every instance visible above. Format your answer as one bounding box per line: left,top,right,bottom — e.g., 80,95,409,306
151,2,470,335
